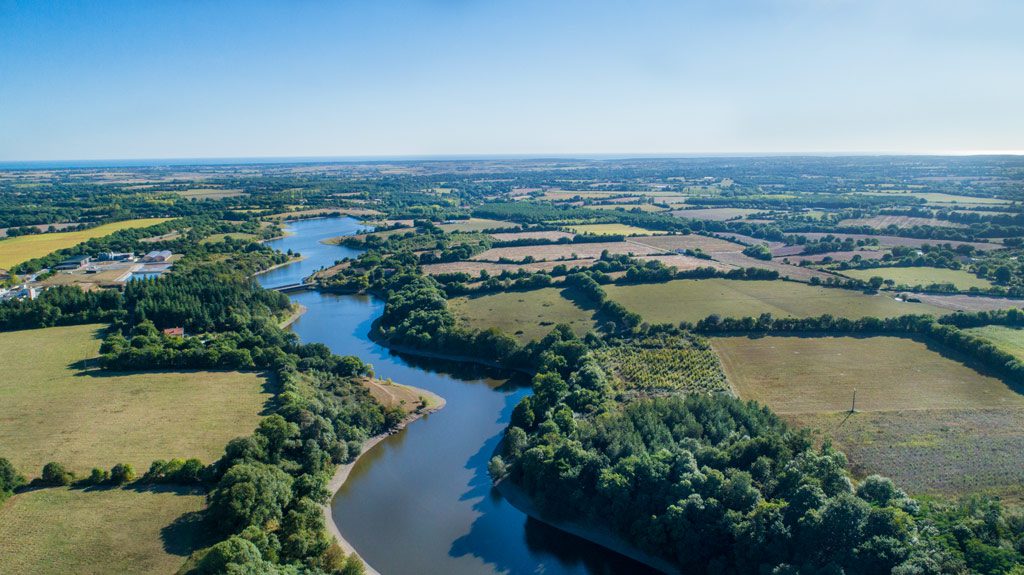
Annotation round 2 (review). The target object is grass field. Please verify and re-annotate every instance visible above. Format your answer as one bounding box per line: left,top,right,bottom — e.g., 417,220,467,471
448,287,595,343
173,188,245,200
627,233,745,253
711,335,1024,413
565,223,663,236
199,232,259,244
840,266,993,290
603,279,946,324
438,218,518,232
0,485,209,575
0,324,271,476
788,408,1024,498
964,325,1024,360
0,218,170,269
472,240,661,262
671,208,763,221
837,215,967,229
489,230,575,241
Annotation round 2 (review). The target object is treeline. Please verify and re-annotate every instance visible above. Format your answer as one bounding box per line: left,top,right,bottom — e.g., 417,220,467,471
0,285,123,331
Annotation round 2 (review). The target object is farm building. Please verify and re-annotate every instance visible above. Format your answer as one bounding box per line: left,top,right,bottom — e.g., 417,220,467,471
162,327,185,337
142,250,172,263
54,255,91,270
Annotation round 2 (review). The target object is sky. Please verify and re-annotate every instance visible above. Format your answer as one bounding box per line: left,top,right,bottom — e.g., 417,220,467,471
1,0,1022,161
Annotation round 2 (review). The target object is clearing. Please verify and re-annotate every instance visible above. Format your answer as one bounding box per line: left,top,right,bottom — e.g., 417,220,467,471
839,266,992,291
0,485,209,575
0,324,271,476
0,218,171,269
448,287,595,343
603,279,946,324
711,334,1023,413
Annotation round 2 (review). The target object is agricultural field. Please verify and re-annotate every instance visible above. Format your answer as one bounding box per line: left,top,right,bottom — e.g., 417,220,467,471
448,287,595,343
471,240,661,262
564,223,663,236
627,233,745,254
586,203,667,212
592,337,728,394
909,293,1024,312
0,218,171,270
963,325,1024,360
862,191,1011,205
0,324,271,476
671,207,764,221
711,335,1023,413
172,188,246,200
635,253,732,272
489,230,575,241
837,215,967,229
839,266,993,291
0,485,209,575
799,233,1002,252
437,217,518,232
791,250,889,263
199,232,259,244
422,258,597,277
788,408,1024,498
708,251,838,282
603,279,947,325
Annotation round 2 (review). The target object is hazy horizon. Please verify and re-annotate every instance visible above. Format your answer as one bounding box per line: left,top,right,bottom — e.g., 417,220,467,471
2,0,1021,161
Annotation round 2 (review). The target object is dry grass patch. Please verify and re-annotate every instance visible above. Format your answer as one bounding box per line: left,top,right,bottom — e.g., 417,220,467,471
172,188,246,200
0,485,209,575
566,223,664,236
471,241,661,262
437,218,518,232
0,218,171,269
671,208,764,221
837,215,966,229
839,267,992,291
712,335,1024,414
0,324,271,477
489,230,575,241
422,259,597,277
627,234,745,254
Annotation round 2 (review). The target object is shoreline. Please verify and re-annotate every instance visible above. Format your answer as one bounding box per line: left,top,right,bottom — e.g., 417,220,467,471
495,479,679,575
250,255,306,278
367,326,534,375
278,303,307,329
322,387,447,575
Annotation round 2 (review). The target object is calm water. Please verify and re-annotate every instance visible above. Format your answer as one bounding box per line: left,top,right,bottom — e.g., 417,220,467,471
259,218,657,575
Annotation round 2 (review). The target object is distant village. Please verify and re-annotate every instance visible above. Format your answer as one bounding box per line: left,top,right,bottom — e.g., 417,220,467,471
0,249,176,301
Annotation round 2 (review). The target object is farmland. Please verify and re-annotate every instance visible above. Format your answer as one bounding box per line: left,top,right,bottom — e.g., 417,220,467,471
711,335,1023,413
671,207,764,221
788,408,1024,498
448,287,595,343
422,258,597,277
172,188,246,200
0,218,170,270
471,240,661,262
963,325,1024,360
565,223,663,236
592,336,728,394
627,233,745,253
0,485,209,575
839,266,993,290
603,279,945,324
0,324,270,476
837,215,967,229
438,217,518,232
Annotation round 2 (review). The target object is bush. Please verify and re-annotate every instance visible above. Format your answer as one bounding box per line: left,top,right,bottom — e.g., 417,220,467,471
0,457,26,500
86,468,111,485
110,463,135,484
40,462,73,486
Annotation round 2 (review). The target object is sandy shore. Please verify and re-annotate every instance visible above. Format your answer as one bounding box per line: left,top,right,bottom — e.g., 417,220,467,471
278,303,307,329
250,255,306,278
322,387,446,575
495,479,680,575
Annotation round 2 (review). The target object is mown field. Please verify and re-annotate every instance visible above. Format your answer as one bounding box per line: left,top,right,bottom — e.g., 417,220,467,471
471,240,661,262
0,485,209,575
603,279,946,324
964,325,1024,360
0,218,171,269
438,217,518,232
840,266,993,290
0,324,271,476
448,287,595,343
670,207,763,221
711,335,1023,413
173,188,246,200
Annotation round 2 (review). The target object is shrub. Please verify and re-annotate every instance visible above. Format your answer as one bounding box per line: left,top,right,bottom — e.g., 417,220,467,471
110,463,135,484
40,462,73,486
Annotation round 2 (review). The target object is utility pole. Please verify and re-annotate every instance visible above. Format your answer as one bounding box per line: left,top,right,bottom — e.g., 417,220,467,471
850,388,857,413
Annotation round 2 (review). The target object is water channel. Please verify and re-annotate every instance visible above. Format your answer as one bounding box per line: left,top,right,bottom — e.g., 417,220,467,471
258,217,657,575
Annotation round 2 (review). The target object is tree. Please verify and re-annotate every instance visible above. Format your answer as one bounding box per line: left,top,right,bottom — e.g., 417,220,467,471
0,457,26,499
41,462,73,486
110,463,135,484
208,462,294,532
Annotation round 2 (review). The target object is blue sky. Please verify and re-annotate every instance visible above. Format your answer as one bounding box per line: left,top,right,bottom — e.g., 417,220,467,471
1,0,1021,160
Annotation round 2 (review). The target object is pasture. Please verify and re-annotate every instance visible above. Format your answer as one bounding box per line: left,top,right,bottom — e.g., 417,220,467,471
789,408,1024,498
0,324,271,477
438,217,518,232
448,287,595,343
602,279,947,325
626,233,745,253
565,223,663,236
489,230,575,241
172,188,245,200
671,207,763,221
0,485,208,575
964,325,1024,360
840,266,993,290
711,335,1023,413
471,240,661,262
0,218,171,270
422,258,597,277
837,215,966,229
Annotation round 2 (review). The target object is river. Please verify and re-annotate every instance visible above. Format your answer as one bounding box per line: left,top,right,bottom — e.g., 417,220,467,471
258,217,658,575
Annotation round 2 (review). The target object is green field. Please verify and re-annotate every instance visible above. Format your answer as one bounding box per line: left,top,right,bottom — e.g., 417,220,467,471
0,324,271,476
199,232,259,244
449,287,595,343
0,486,208,575
565,223,663,236
711,335,1023,413
964,325,1024,360
840,266,992,290
437,217,517,232
0,218,171,269
603,279,946,324
592,337,728,394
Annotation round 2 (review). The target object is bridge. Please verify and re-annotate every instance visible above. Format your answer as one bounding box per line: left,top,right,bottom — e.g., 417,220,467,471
268,282,313,293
